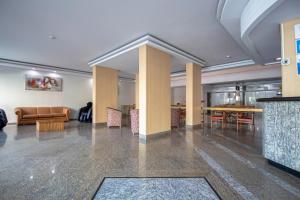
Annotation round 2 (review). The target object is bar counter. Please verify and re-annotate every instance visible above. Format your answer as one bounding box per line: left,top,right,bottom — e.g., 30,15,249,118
257,97,300,174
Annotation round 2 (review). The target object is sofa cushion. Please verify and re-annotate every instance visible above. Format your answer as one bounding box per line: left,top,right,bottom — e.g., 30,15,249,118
22,107,37,115
51,107,63,114
38,114,53,118
37,107,50,114
52,113,65,117
23,114,38,119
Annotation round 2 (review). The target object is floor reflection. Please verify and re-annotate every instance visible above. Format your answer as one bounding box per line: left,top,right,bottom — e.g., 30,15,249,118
0,131,7,147
36,131,65,141
0,121,299,200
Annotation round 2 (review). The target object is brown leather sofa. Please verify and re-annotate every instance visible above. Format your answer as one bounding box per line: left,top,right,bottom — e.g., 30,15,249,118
15,107,70,125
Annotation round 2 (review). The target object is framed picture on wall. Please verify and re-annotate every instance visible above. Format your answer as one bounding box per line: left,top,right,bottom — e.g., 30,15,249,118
25,75,63,91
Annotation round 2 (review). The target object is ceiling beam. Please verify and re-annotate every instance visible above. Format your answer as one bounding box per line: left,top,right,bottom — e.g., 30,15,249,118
88,34,206,67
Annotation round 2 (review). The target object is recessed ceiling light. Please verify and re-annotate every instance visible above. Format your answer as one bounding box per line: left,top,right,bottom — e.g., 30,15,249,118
226,55,231,58
49,35,56,40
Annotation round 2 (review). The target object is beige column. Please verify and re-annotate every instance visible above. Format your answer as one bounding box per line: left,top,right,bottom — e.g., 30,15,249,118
186,63,202,126
92,66,119,124
281,18,300,97
135,74,139,109
139,45,171,137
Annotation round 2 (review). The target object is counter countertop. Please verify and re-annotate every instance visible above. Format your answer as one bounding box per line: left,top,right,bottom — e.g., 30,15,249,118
204,107,263,112
256,96,300,102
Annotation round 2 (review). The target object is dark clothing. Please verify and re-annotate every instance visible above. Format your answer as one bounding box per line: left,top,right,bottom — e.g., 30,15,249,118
0,109,8,129
78,102,92,123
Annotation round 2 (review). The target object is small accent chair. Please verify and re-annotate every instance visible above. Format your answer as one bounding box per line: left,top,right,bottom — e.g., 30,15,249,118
171,108,181,128
211,111,225,129
130,109,139,135
107,107,122,128
237,112,254,132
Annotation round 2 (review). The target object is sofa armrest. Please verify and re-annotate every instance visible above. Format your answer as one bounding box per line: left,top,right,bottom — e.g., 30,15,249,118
15,108,22,125
15,108,22,115
63,107,70,121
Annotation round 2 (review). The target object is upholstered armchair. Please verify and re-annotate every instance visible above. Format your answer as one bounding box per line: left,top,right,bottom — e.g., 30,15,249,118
106,107,122,128
171,108,181,128
130,109,139,135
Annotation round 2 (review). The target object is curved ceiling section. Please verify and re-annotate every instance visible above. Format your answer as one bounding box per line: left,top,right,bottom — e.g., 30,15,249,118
241,0,284,37
240,0,285,63
218,0,293,65
217,0,252,63
249,0,300,64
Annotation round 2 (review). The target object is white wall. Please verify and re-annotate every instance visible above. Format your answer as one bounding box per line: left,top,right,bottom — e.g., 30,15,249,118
0,67,93,123
118,80,135,106
171,64,281,87
202,64,281,84
171,86,186,104
0,67,136,123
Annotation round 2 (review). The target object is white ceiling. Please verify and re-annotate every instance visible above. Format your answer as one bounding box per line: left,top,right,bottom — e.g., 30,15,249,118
0,0,299,75
100,47,192,74
0,0,249,73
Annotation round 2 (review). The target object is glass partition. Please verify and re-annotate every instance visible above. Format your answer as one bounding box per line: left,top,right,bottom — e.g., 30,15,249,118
205,80,281,107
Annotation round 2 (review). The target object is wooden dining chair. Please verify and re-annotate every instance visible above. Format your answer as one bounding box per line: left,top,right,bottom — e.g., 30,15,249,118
179,109,186,126
236,112,254,132
211,111,225,129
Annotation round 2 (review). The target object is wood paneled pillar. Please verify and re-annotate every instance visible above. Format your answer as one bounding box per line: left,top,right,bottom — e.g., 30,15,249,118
281,19,300,97
139,45,171,137
186,63,202,126
135,74,139,109
92,66,118,124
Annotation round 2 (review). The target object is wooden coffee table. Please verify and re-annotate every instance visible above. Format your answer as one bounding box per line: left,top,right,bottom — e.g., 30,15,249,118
36,119,65,132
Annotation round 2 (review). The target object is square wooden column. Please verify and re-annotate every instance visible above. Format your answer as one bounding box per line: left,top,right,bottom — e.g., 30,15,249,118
186,63,202,126
92,66,118,124
281,19,300,97
135,74,139,109
139,45,171,137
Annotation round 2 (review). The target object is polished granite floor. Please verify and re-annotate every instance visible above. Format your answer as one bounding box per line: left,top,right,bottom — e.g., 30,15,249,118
0,122,299,200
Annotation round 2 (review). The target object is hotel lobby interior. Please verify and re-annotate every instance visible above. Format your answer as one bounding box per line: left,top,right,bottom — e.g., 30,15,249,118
0,0,300,199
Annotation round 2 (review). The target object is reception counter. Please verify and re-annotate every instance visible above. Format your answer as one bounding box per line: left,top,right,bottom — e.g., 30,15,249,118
257,97,300,174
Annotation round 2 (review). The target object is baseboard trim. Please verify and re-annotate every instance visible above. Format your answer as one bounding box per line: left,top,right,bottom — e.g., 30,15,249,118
268,159,300,178
186,124,202,129
139,130,171,143
92,122,107,128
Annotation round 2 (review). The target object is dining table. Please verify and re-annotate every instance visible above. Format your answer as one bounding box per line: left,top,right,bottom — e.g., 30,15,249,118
203,106,263,124
204,106,263,113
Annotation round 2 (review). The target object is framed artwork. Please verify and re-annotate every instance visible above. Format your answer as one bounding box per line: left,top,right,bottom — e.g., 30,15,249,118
25,75,63,91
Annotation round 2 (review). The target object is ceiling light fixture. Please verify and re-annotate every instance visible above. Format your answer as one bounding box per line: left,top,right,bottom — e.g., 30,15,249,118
49,35,56,40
